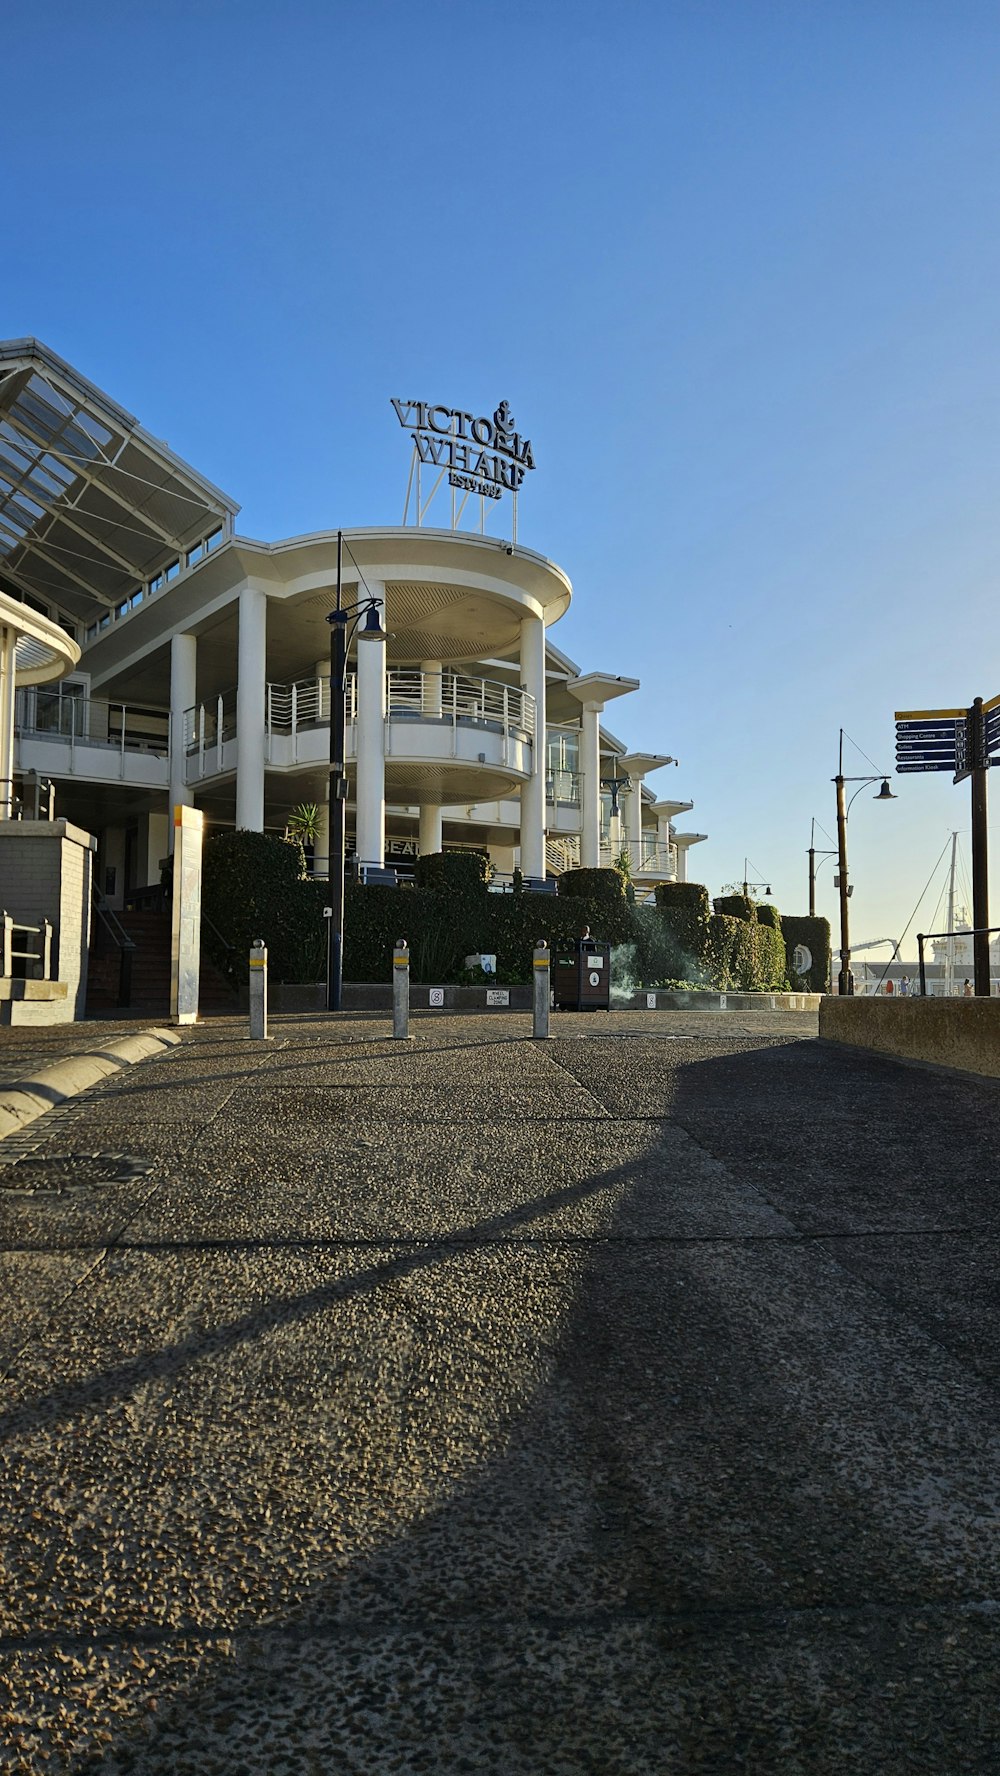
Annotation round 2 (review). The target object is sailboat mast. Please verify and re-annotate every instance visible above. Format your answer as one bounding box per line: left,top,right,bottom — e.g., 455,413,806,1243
945,831,958,997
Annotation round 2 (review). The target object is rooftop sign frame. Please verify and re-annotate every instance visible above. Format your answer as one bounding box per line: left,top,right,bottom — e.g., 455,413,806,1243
392,399,535,542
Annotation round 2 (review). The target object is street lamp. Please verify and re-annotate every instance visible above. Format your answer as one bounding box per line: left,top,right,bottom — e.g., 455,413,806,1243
600,769,631,862
808,818,838,916
326,529,387,1013
834,728,896,997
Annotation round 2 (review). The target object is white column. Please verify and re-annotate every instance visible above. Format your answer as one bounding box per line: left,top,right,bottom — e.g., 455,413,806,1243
169,632,197,843
419,804,442,854
0,624,15,819
355,587,386,865
579,701,602,868
421,659,443,717
676,842,688,883
626,771,644,867
235,585,267,831
519,612,547,879
314,796,330,878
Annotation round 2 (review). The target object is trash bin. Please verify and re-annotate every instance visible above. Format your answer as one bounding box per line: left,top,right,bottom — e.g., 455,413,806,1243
551,940,611,1010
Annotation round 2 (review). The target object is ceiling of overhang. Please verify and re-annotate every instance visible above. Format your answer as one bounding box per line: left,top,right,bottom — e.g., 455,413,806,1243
384,580,525,663
0,342,238,627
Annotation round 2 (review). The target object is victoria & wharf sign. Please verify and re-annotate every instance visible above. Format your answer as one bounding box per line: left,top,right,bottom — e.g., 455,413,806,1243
392,399,536,502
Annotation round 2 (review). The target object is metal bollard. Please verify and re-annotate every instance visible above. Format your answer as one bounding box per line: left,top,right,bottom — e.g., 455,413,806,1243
392,938,413,1040
249,939,268,1039
532,940,551,1039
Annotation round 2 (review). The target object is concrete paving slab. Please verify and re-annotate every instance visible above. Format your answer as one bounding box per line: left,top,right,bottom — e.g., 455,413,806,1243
5,1009,1000,1774
121,1121,793,1244
2,1607,997,1775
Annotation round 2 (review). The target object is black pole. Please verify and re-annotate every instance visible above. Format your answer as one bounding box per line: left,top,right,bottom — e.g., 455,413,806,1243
808,843,816,917
970,696,990,996
327,531,346,1013
917,934,927,997
835,760,853,997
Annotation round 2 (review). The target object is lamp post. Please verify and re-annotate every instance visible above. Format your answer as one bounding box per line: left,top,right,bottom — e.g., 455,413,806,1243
834,728,896,997
326,530,386,1013
808,818,837,917
600,769,631,862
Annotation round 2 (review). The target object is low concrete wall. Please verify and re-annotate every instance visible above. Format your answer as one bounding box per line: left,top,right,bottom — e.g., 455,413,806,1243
0,820,96,1022
820,996,1000,1078
271,983,822,1015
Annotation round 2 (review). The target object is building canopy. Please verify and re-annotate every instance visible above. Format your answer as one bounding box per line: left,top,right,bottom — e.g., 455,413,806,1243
0,339,238,630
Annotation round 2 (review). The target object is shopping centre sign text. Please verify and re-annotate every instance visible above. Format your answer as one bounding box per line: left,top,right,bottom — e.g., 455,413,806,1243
392,399,536,502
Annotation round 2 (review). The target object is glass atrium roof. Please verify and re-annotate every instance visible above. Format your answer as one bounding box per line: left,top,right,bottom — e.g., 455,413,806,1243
0,339,239,627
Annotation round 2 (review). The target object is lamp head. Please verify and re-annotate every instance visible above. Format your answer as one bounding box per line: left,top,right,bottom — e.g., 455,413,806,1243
358,603,387,640
875,779,896,800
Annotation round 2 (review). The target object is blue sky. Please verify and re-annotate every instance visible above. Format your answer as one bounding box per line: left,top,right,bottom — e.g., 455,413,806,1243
7,0,1000,951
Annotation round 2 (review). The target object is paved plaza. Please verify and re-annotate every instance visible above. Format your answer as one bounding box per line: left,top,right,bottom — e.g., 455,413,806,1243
2,1007,1000,1773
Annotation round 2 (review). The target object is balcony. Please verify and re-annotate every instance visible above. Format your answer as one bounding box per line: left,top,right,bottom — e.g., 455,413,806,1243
184,669,536,790
600,838,678,883
15,688,170,788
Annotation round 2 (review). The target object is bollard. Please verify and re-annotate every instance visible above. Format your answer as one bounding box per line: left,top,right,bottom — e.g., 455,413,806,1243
249,939,268,1040
532,940,551,1039
392,938,413,1040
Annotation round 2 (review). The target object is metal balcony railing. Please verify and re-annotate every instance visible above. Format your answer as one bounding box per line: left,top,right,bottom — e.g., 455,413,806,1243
16,689,170,759
599,839,678,875
184,670,536,754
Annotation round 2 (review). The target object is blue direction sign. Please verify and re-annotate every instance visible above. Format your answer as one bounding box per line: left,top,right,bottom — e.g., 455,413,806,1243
895,708,966,776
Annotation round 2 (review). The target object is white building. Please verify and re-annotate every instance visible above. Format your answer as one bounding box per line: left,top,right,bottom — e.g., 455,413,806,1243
0,340,706,910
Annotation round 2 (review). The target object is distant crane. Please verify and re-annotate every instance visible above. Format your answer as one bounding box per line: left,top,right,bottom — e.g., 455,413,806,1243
850,936,901,994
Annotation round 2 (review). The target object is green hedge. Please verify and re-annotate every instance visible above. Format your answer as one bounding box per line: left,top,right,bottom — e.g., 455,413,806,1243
654,882,711,918
413,850,492,892
782,915,832,993
707,915,787,991
203,836,803,993
202,830,320,982
557,868,627,903
713,893,755,922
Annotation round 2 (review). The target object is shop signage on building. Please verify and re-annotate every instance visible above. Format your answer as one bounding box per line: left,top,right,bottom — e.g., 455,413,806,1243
392,398,536,503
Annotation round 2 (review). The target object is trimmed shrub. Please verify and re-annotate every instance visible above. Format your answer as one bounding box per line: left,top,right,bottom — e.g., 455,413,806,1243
707,914,787,991
202,830,320,982
414,849,492,892
649,881,712,984
713,893,755,922
557,867,627,903
782,914,832,993
654,882,711,918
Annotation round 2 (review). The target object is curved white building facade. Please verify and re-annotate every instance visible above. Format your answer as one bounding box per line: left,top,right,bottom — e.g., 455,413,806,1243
1,340,705,904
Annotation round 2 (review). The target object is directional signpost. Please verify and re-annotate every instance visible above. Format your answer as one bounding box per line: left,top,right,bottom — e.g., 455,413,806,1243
894,693,1000,993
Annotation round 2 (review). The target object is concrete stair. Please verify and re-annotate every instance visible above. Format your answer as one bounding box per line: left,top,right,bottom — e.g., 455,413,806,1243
86,910,240,1019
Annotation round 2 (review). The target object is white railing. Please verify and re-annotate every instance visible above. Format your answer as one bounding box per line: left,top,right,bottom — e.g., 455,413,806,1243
16,689,170,759
256,670,534,743
181,668,536,777
2,912,53,980
183,689,238,755
386,670,534,737
600,839,677,876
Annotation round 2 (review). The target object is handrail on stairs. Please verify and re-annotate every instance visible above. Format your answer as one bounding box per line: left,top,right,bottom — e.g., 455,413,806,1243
91,887,136,1009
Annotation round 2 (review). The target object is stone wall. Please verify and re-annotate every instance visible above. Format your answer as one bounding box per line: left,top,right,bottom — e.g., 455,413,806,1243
820,995,1000,1079
0,820,96,1022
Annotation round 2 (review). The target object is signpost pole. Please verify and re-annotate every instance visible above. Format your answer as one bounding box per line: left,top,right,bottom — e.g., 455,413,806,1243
971,697,990,996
